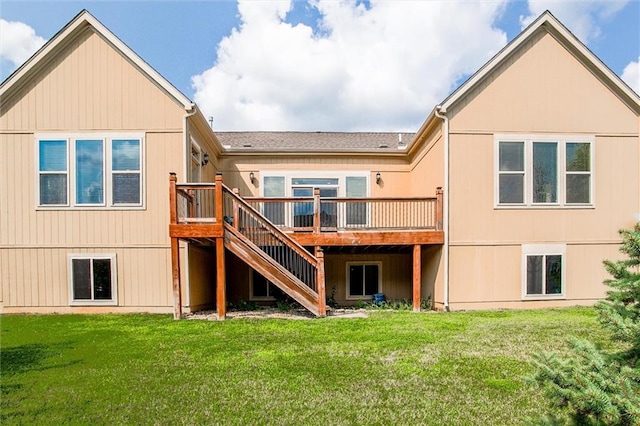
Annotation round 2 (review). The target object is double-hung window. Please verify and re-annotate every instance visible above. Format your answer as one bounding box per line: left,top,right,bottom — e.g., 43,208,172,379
68,254,117,305
496,135,592,207
37,134,143,208
522,244,565,299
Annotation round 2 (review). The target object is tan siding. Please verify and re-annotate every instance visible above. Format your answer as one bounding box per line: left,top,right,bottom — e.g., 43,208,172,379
442,29,639,310
218,155,414,197
409,127,444,197
421,245,443,307
448,243,618,309
187,245,216,311
449,31,638,135
448,133,639,244
1,28,184,133
0,24,188,311
0,247,172,309
324,252,413,305
0,132,182,248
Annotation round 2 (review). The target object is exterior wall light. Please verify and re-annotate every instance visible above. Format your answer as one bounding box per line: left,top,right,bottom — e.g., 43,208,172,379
249,171,256,184
376,172,381,185
201,152,210,166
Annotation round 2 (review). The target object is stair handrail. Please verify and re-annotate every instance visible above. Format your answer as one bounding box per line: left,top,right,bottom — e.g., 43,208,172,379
222,184,319,267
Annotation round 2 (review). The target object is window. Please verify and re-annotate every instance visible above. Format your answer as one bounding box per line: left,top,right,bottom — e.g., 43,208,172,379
37,134,143,208
250,270,283,300
522,244,565,299
190,141,201,183
346,176,367,226
39,140,68,205
496,135,592,207
347,262,381,299
292,178,338,228
68,254,117,305
263,176,286,225
261,172,369,228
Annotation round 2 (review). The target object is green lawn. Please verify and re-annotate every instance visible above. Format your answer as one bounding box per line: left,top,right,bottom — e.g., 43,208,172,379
1,308,606,425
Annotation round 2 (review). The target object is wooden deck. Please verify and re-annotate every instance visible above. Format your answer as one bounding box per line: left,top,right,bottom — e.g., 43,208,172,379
169,173,444,320
170,180,444,246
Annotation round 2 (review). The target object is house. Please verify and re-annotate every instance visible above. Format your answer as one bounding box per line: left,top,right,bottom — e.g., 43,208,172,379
1,10,638,318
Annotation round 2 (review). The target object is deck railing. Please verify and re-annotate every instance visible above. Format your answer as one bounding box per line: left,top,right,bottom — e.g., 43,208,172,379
245,189,442,232
171,177,443,233
175,183,217,223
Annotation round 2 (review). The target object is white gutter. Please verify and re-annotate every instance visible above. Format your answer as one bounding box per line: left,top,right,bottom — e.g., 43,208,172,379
434,106,450,311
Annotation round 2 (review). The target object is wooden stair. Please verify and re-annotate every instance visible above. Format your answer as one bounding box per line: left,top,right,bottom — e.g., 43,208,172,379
222,186,326,317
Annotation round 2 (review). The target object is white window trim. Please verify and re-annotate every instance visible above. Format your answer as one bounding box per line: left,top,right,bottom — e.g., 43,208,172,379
521,244,566,300
346,261,382,300
249,270,276,301
36,133,145,210
494,134,594,209
68,253,118,306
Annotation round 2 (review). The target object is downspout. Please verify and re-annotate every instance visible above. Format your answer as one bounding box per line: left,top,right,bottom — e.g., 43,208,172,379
183,103,197,179
434,106,450,312
181,103,198,311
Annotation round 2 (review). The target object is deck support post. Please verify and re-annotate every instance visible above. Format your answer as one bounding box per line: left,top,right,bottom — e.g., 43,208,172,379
316,247,326,317
436,187,443,231
169,173,182,320
413,244,421,312
216,237,226,320
215,173,226,320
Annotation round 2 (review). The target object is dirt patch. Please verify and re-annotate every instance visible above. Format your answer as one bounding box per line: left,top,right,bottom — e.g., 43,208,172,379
185,307,369,321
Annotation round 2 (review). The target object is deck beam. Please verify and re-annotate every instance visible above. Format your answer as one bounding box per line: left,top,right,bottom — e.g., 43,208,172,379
291,231,443,246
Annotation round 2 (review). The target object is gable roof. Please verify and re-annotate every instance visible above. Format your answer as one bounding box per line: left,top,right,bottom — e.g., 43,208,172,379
0,9,194,110
437,10,640,115
216,131,414,153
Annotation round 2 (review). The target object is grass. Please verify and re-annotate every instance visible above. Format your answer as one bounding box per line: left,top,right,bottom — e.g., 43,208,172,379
1,308,607,425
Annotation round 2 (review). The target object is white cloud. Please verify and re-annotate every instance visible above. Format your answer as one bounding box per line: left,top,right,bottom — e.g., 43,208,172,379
520,0,628,44
193,0,508,131
622,56,640,94
0,19,46,69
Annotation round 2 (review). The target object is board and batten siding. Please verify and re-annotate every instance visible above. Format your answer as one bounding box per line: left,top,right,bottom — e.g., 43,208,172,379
0,132,182,248
441,28,639,310
218,155,421,199
0,247,173,311
324,252,414,305
0,28,185,132
0,25,190,311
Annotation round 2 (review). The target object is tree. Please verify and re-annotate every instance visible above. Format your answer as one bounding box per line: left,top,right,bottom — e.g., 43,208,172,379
531,224,640,425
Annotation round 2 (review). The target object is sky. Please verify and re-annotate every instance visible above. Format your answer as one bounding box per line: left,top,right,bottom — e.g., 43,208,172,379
1,0,639,131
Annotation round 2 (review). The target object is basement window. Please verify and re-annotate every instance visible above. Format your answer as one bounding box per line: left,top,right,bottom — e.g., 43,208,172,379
522,244,565,299
347,262,381,299
250,270,277,301
68,254,117,305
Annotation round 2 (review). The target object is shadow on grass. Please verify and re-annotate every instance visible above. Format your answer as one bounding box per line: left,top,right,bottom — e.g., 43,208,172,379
1,340,82,424
1,341,81,380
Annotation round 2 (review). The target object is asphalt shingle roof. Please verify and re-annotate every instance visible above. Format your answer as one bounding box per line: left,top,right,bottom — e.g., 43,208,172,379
215,132,415,153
